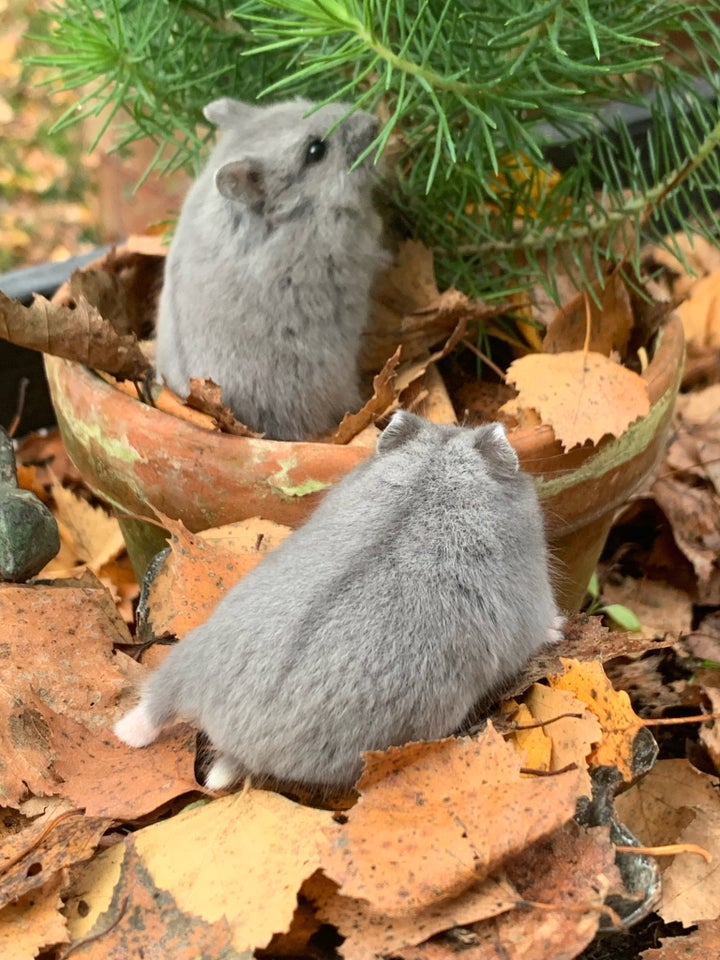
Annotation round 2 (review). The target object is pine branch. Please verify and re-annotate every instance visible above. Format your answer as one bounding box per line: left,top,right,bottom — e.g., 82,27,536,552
28,0,720,300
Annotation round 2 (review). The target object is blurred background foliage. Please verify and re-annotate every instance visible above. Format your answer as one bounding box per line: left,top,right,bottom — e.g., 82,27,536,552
0,0,101,271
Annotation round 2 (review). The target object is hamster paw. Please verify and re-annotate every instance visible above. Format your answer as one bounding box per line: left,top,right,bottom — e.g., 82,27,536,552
204,753,244,792
114,703,161,748
547,615,566,645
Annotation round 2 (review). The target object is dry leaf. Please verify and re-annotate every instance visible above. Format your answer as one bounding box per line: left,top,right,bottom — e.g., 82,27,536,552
63,841,126,943
652,471,720,605
615,758,720,926
141,516,292,642
649,233,720,295
547,658,645,782
503,701,552,772
186,378,263,437
330,346,402,443
97,553,140,626
698,687,720,776
600,577,692,640
394,823,620,960
0,290,151,380
323,724,586,915
501,613,677,703
49,482,126,572
0,572,137,804
0,571,197,817
311,868,519,960
14,427,83,490
543,271,634,359
0,811,110,911
105,371,220,431
640,919,720,958
69,249,163,339
364,240,509,374
51,713,198,820
63,790,333,956
363,241,508,373
0,875,69,960
676,269,720,348
59,840,239,959
520,683,602,798
502,350,650,450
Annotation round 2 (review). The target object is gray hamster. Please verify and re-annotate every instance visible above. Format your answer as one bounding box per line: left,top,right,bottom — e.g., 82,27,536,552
114,412,561,791
155,97,387,440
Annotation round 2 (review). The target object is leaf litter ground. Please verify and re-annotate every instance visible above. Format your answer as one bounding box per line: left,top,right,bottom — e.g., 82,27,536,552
1,242,720,959
4,26,720,950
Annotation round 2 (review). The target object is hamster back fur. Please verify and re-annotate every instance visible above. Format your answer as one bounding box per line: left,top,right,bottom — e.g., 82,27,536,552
155,97,386,440
115,412,561,791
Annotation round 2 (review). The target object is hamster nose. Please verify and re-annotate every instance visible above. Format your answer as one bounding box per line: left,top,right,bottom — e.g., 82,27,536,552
343,112,380,161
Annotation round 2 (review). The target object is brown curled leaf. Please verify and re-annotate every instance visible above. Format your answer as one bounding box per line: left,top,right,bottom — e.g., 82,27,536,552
186,378,264,438
0,290,152,381
330,346,402,444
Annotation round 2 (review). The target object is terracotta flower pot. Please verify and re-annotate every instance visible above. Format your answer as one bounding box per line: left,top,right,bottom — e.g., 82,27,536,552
44,306,683,611
43,246,685,610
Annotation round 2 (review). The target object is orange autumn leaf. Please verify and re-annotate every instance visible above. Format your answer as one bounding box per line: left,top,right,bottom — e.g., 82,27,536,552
323,724,586,915
502,350,650,450
143,515,293,641
547,657,645,782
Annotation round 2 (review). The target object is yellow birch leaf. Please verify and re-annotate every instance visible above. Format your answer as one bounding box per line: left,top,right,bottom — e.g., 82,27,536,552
521,684,602,798
547,657,644,781
133,789,333,953
0,875,68,960
502,351,650,450
503,700,552,773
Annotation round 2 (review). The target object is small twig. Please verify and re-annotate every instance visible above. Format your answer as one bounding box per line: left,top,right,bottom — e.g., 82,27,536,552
60,896,129,958
460,337,506,381
6,376,30,438
0,809,83,876
513,897,624,930
640,712,720,727
615,842,712,863
519,762,578,777
512,712,585,731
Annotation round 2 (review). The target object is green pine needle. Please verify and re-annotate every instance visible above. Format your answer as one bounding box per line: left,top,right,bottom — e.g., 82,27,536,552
26,0,720,299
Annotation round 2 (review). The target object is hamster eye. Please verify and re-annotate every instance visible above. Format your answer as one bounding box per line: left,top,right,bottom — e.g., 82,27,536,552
305,139,327,165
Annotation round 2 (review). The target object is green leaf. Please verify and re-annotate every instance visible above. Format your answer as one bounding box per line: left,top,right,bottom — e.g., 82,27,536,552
603,604,642,633
587,572,600,600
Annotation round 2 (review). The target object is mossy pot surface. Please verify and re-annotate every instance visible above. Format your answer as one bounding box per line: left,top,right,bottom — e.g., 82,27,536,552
44,312,684,611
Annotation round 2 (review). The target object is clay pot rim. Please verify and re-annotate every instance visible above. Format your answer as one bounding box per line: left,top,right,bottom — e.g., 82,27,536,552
54,244,684,460
50,317,684,461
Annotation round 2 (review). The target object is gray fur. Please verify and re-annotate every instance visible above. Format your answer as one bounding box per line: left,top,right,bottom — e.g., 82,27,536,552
115,413,560,790
155,97,387,440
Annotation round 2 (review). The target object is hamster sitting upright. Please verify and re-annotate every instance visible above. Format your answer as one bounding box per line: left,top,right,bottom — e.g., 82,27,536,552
155,97,387,440
115,412,561,792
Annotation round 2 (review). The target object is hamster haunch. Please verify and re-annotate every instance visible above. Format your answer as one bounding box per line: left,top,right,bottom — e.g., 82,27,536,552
115,413,561,791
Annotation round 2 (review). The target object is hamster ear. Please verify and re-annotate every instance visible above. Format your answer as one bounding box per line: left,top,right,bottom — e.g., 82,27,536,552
473,422,519,474
377,411,424,454
203,98,257,128
215,161,265,205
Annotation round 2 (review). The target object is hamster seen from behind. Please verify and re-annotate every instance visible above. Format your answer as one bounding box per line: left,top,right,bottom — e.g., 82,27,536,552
155,97,387,441
115,412,561,792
